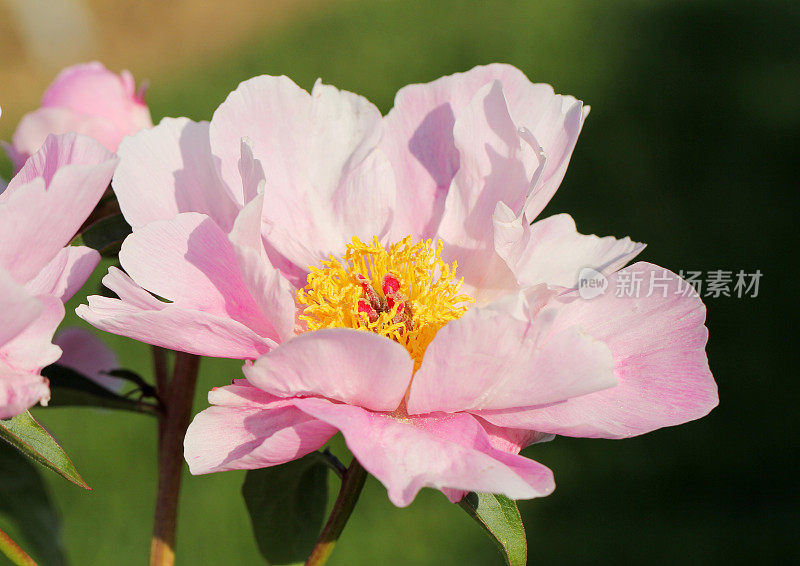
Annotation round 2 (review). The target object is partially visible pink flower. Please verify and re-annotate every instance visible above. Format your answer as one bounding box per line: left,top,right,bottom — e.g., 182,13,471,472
78,65,717,506
7,62,152,171
0,132,117,418
53,328,122,392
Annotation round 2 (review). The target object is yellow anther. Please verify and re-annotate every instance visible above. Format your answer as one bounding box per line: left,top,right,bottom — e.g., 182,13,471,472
297,236,473,370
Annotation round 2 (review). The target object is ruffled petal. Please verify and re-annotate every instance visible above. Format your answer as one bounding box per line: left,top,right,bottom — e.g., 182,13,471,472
0,370,51,419
382,63,582,239
0,268,43,347
113,118,239,231
24,246,100,302
78,266,276,358
243,329,413,412
184,380,337,474
209,75,392,269
407,287,616,414
118,212,289,342
0,134,116,283
293,397,556,507
0,295,64,373
493,208,645,288
478,264,718,438
77,297,275,359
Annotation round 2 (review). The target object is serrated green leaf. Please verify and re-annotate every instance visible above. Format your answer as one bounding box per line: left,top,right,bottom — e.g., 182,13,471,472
459,492,527,566
78,214,131,257
0,441,67,566
41,364,159,416
242,453,329,565
0,411,89,490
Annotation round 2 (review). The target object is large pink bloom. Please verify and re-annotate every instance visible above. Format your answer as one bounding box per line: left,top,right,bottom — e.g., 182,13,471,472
78,64,717,506
0,132,117,418
7,62,152,171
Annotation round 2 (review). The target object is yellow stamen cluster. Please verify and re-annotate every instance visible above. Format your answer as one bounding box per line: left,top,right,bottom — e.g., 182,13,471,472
297,236,473,369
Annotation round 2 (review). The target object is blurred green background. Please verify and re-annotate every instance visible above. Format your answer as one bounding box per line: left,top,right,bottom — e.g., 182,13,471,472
1,0,798,564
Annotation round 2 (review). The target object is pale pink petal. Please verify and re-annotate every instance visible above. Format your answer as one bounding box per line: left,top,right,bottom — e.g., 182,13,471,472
76,298,274,359
407,288,616,414
434,81,540,301
243,329,413,412
79,268,275,358
293,397,556,507
6,131,116,189
118,212,283,341
478,263,718,438
184,380,337,474
1,295,64,373
113,118,239,231
24,246,100,302
53,327,122,391
0,370,50,419
0,134,116,283
209,75,392,269
11,108,119,166
0,269,43,346
494,207,645,288
443,419,555,503
40,62,152,141
383,63,585,239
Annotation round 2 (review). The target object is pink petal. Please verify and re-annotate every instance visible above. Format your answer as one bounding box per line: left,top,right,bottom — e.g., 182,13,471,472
382,63,577,239
11,108,119,165
0,134,116,283
53,327,122,392
0,295,64,373
494,207,645,288
443,418,555,504
77,297,274,359
293,397,556,507
184,380,337,474
113,117,239,231
407,288,616,414
435,81,540,302
243,329,413,412
24,246,100,302
0,370,50,419
479,263,718,438
39,62,152,145
118,212,289,341
0,269,43,347
209,75,392,269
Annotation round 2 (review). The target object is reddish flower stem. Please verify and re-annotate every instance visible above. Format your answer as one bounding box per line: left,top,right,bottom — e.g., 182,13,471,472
0,527,37,566
305,458,368,566
149,352,200,566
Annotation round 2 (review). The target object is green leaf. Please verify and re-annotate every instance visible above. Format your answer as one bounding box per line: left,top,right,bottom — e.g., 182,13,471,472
41,364,159,416
459,492,527,566
0,441,68,566
242,453,329,565
0,411,90,490
77,214,131,257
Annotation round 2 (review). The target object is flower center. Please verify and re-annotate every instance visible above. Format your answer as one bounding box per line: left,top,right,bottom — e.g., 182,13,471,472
297,236,473,369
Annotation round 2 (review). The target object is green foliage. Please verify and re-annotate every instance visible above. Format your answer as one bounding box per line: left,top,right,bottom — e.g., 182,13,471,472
0,412,89,490
241,454,330,565
0,442,67,566
76,214,132,257
459,493,526,566
42,364,159,416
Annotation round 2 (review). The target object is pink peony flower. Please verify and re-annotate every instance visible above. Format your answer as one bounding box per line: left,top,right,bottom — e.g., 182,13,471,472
7,62,152,171
0,129,117,418
78,64,717,506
